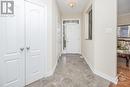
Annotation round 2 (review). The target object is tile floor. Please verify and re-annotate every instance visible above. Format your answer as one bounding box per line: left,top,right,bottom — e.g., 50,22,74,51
26,54,110,87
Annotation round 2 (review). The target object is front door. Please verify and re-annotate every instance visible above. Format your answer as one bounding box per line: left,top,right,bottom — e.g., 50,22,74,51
64,22,81,53
25,1,46,85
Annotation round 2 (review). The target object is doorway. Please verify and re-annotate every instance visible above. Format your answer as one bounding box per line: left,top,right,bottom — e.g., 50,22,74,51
110,0,130,87
62,19,81,54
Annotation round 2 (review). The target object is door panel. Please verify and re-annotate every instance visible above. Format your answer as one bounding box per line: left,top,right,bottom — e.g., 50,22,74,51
0,0,25,87
64,23,81,53
25,1,45,85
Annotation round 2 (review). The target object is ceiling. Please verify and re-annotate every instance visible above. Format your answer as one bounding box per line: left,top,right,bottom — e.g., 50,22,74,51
56,0,130,16
118,0,130,15
56,0,90,16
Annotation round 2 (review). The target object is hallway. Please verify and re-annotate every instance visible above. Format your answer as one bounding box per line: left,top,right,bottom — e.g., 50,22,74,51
0,0,118,86
26,54,110,87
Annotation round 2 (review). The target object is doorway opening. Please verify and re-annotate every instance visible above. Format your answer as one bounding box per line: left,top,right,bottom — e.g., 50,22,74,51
111,0,130,86
62,19,81,54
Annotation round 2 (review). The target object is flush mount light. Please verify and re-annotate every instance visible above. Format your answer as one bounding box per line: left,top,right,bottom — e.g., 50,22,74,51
67,0,77,8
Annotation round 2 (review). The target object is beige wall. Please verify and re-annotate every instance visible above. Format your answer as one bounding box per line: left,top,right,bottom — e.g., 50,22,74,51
93,0,117,82
45,0,62,75
61,13,82,23
52,0,62,71
81,0,95,71
81,0,117,83
62,14,82,19
118,14,130,25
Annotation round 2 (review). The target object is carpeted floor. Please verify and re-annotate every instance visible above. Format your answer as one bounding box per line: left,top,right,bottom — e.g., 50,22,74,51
26,54,110,87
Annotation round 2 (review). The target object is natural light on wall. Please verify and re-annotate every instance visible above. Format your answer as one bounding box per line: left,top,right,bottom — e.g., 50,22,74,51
67,0,77,8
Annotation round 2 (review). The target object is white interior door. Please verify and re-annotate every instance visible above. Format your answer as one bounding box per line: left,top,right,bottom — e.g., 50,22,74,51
25,1,46,85
64,23,81,53
0,0,25,87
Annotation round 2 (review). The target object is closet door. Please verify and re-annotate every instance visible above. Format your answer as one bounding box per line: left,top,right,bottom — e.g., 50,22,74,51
0,0,25,87
25,1,46,85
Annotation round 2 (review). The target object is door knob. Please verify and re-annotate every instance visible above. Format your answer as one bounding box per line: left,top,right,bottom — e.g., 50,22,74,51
20,48,24,51
26,47,30,50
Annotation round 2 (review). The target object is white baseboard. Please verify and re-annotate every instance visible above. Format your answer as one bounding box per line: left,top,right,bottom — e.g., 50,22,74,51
94,69,118,84
44,63,57,77
44,53,62,78
45,53,118,84
81,54,118,84
44,58,58,78
82,54,95,72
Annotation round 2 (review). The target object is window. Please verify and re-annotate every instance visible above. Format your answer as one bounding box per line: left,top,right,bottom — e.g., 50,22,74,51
88,9,92,40
118,26,130,38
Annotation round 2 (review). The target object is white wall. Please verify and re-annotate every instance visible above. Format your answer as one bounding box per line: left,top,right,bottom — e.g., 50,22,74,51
93,0,117,83
41,0,62,76
51,0,62,71
81,0,117,83
62,14,82,19
81,0,95,71
118,13,130,25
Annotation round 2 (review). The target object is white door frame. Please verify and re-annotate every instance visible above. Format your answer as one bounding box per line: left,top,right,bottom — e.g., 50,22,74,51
24,0,46,7
62,19,81,54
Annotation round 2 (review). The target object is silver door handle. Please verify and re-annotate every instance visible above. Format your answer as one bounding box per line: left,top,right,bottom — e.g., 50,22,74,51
20,48,24,51
26,47,30,50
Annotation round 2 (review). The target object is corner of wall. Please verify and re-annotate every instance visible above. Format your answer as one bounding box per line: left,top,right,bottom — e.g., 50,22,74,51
44,57,58,78
82,52,118,84
94,69,118,84
82,53,95,73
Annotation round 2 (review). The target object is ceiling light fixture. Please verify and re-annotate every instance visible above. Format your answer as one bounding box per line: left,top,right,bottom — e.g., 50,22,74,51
67,0,77,8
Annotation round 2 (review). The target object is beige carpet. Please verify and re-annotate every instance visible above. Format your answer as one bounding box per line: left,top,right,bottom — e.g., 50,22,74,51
26,54,110,87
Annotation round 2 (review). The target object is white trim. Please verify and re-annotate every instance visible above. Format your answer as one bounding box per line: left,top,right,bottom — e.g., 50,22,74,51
24,0,46,7
43,5,48,78
83,1,92,14
94,70,118,84
82,54,95,72
82,54,118,84
43,53,62,78
44,59,58,78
